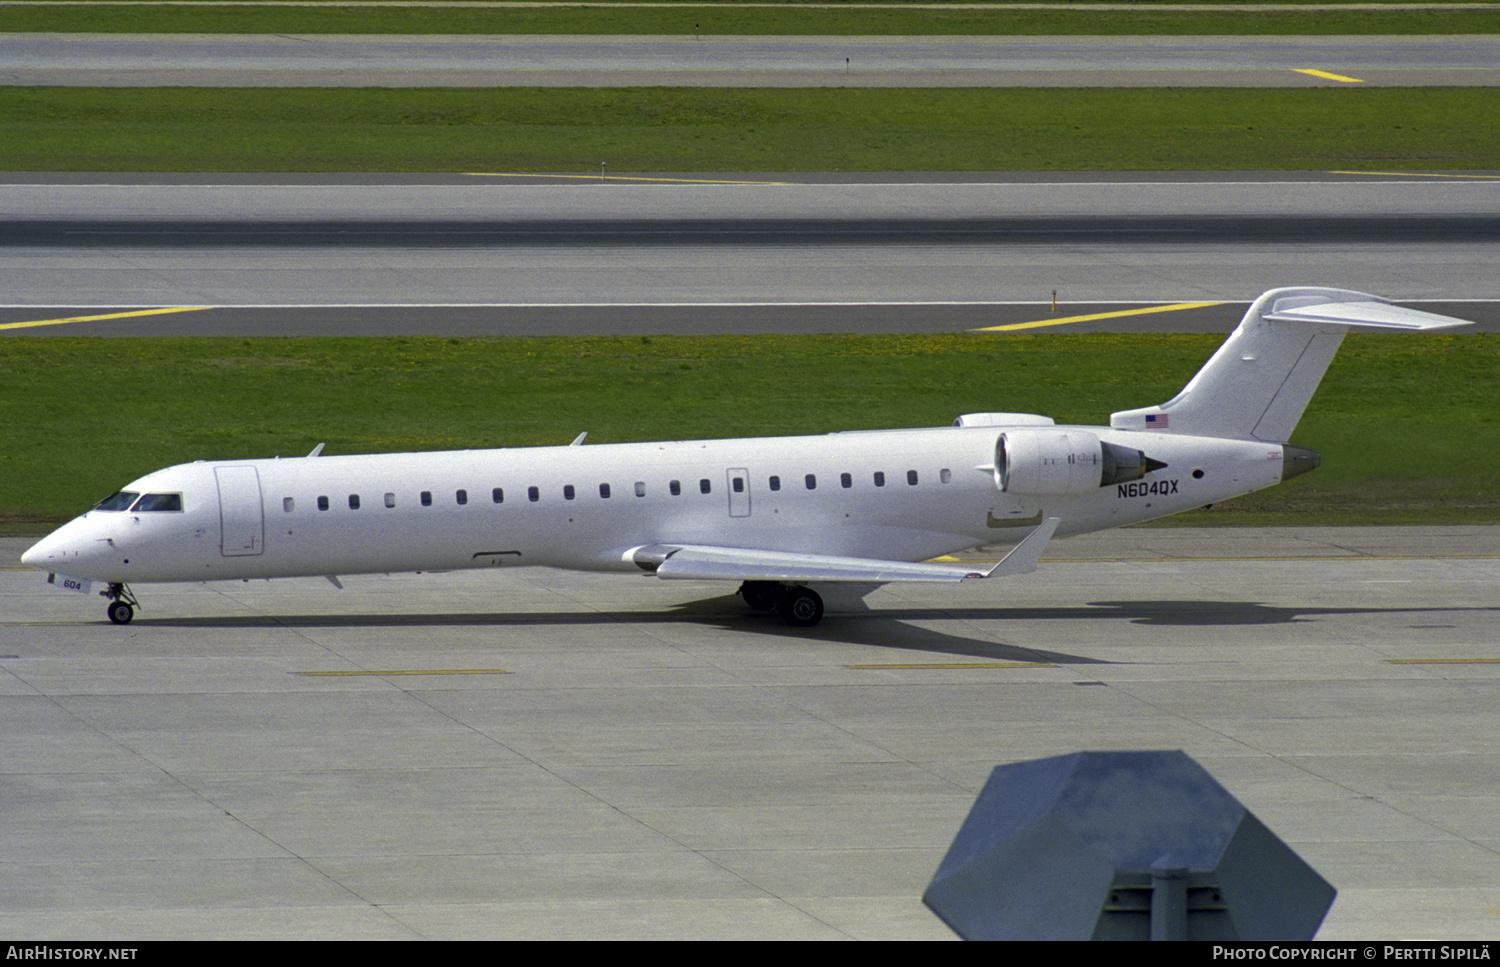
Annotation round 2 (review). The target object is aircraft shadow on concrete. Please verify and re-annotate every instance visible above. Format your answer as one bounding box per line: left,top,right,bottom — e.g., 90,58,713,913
131,596,1499,664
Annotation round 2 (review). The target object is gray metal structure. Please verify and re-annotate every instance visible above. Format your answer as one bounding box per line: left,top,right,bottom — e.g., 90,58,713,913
924,750,1336,940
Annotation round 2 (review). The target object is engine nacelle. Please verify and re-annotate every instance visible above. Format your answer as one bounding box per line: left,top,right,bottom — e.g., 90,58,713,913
996,430,1165,495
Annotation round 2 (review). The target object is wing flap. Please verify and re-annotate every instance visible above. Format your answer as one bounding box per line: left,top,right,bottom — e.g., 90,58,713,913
636,518,1060,584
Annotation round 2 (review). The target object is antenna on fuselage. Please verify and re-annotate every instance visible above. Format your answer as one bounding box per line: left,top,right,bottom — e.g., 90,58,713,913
307,443,326,457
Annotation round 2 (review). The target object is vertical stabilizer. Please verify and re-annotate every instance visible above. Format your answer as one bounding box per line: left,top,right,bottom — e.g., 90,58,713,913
1110,287,1471,443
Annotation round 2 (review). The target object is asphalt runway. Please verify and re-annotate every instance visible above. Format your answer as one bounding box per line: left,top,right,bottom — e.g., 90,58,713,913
4,33,1498,87
5,173,1499,334
3,527,1497,939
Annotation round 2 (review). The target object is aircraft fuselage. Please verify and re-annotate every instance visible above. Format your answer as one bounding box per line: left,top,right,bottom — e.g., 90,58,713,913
25,424,1282,586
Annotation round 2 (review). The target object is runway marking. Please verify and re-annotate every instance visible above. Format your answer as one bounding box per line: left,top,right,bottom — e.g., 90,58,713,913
972,301,1222,333
1330,170,1500,180
1386,658,1500,665
0,306,210,332
467,172,795,186
295,668,512,676
849,662,1056,670
1294,69,1364,83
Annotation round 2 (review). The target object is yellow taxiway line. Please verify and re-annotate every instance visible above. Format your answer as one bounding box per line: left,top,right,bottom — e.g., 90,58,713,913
467,172,794,185
849,662,1057,670
1294,68,1364,83
972,300,1222,333
0,306,210,332
1331,170,1500,180
296,668,512,676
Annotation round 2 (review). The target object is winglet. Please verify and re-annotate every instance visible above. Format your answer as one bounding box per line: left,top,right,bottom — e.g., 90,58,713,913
976,517,1060,579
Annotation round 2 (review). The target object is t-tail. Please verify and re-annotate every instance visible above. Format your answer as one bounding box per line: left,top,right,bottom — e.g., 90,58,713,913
1110,288,1472,455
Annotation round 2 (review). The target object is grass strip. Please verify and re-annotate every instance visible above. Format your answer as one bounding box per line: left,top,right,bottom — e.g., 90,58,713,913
2,4,1496,35
6,87,1500,171
3,332,1495,529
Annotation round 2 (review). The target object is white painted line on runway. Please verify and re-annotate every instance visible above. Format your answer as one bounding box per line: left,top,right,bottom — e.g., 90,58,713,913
4,299,1496,312
0,300,1202,310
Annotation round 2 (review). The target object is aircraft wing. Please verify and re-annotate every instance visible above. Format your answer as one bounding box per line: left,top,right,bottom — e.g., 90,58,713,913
634,517,1060,584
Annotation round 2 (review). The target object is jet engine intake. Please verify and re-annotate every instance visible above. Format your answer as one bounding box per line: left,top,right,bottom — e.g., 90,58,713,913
996,430,1166,495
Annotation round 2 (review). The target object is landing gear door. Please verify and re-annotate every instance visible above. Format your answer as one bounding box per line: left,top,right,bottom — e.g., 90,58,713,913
727,467,751,518
215,465,264,557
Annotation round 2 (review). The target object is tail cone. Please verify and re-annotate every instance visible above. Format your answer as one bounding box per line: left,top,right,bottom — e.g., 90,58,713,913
1281,446,1322,482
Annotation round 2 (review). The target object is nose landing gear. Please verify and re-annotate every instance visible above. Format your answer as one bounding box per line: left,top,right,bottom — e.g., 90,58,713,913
102,583,139,624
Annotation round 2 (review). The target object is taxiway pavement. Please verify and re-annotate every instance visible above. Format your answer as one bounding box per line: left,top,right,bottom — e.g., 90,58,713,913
5,173,1499,334
5,33,1498,87
3,527,1497,939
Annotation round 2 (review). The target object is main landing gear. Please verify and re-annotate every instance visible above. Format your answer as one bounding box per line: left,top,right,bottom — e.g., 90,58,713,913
739,581,825,628
102,583,139,624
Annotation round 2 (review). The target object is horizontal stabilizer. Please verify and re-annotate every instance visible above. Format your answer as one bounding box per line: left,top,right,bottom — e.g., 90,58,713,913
636,518,1060,585
1263,298,1472,331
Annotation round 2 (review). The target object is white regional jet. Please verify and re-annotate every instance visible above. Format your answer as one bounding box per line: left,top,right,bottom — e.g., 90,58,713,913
23,287,1472,627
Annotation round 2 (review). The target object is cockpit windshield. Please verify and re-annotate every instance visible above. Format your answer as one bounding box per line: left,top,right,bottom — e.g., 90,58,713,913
93,491,140,512
91,492,183,512
131,493,183,512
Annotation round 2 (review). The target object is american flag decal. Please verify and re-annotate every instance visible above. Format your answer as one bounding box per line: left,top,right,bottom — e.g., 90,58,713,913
1145,413,1169,428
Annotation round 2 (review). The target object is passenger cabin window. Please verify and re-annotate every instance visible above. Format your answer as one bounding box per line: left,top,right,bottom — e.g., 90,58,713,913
634,481,646,497
670,480,681,496
283,497,295,513
318,496,330,511
492,488,504,504
769,476,781,492
700,479,712,495
421,491,432,507
874,472,885,487
564,485,575,501
941,468,953,484
840,473,852,489
599,483,611,499
132,493,183,512
805,474,817,490
528,486,540,502
94,492,140,512
384,493,396,509
349,494,360,510
456,489,467,505
907,470,919,486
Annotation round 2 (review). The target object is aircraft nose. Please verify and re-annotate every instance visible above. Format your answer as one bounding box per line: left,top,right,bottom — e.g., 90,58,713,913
21,518,103,572
22,531,70,569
